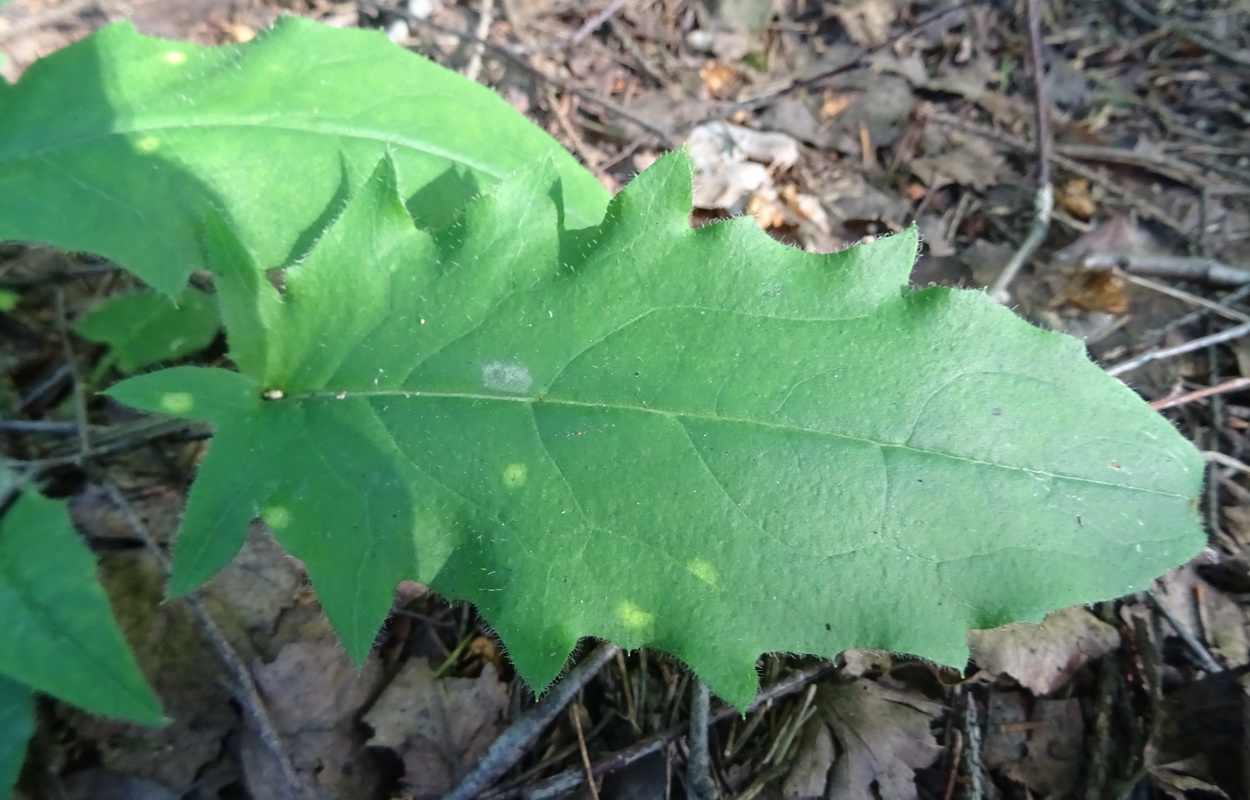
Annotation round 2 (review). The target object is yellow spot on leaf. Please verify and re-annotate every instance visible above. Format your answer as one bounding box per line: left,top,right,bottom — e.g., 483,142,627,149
135,136,160,153
619,600,653,630
502,463,527,489
160,392,194,415
163,51,187,64
262,505,291,531
687,559,717,586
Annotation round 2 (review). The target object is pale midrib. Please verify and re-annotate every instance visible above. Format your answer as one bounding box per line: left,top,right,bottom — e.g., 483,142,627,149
3,117,504,182
284,387,1191,499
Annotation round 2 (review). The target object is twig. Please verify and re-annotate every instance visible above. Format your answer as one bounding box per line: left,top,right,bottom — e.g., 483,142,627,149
989,0,1052,304
1105,320,1250,377
1114,0,1250,68
54,289,92,461
708,2,976,120
0,420,84,435
686,679,718,799
1151,377,1250,411
464,0,495,83
1145,589,1224,673
1137,281,1250,350
360,0,673,142
96,478,311,800
961,691,985,800
926,111,1192,234
1084,607,1119,800
1116,271,1250,324
443,643,621,800
568,0,632,48
489,662,834,800
17,417,208,471
569,703,601,800
941,728,964,800
1203,450,1250,474
1084,252,1250,287
545,87,602,171
1057,143,1247,194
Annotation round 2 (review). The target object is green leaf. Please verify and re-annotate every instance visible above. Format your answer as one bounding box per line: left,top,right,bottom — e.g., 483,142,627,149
110,152,1204,708
0,17,609,295
0,674,34,799
0,491,164,725
76,288,219,373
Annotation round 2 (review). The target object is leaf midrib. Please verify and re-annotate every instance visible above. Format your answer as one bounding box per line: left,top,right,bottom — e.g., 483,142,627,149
3,118,533,187
283,387,1189,499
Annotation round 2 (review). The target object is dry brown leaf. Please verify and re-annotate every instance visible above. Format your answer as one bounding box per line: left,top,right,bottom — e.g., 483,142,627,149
364,658,510,798
782,717,835,799
1052,269,1129,315
818,679,944,800
68,548,237,792
909,139,1005,191
830,0,904,47
243,639,384,800
967,606,1121,695
700,60,743,99
1056,177,1096,219
1000,698,1084,796
1151,559,1249,669
1052,214,1157,265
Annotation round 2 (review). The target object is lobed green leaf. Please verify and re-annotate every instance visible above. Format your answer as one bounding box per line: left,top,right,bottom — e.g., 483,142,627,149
0,17,609,295
76,287,220,373
111,152,1204,708
0,674,34,799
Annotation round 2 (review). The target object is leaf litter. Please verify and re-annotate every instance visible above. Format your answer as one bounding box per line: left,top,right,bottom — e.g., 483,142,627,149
3,0,1250,798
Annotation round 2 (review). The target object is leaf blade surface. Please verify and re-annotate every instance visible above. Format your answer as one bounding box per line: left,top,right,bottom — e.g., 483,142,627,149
112,152,1204,707
0,17,608,294
0,491,164,724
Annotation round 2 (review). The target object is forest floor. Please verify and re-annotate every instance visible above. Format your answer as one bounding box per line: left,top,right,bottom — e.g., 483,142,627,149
3,0,1250,798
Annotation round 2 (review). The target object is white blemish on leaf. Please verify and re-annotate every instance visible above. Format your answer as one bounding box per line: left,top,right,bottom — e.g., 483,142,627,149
262,505,291,531
502,463,527,489
687,559,718,586
482,361,533,393
160,392,194,415
618,600,653,630
163,51,187,64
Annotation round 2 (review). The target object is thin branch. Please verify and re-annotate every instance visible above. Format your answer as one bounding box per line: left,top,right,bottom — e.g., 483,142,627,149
96,478,311,800
1105,321,1250,377
1151,377,1250,411
464,0,495,82
687,679,718,799
490,662,834,800
709,3,977,121
443,643,621,800
989,0,1052,304
1084,252,1250,287
568,0,632,48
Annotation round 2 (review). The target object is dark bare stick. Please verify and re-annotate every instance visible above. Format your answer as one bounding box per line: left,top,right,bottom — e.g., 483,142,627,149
443,643,621,800
989,0,1053,303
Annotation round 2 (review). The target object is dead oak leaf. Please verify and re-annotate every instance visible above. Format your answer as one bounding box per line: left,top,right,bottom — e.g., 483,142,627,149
818,679,944,800
967,606,1120,695
364,658,510,798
